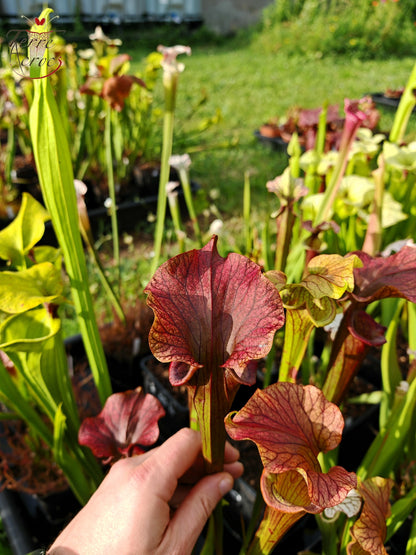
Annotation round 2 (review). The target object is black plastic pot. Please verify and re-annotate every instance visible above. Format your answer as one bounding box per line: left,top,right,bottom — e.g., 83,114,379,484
253,129,289,153
39,179,200,247
0,489,35,555
65,332,145,395
0,488,81,555
369,92,416,112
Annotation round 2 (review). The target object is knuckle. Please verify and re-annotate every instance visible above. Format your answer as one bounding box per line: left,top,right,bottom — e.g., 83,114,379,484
130,459,154,487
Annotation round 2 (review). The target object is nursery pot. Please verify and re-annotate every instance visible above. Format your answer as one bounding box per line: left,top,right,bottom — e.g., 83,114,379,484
0,482,81,555
0,489,35,555
254,129,290,154
38,165,200,246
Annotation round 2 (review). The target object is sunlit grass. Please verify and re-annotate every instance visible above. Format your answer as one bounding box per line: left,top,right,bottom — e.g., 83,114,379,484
127,31,416,219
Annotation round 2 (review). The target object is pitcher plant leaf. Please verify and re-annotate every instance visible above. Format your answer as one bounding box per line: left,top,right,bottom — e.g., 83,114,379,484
351,247,416,304
347,477,393,555
0,262,63,314
79,387,165,462
145,235,285,386
0,193,49,267
301,254,361,300
225,383,356,512
348,310,387,347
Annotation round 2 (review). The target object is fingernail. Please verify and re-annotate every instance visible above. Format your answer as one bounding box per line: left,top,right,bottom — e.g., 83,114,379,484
219,474,233,496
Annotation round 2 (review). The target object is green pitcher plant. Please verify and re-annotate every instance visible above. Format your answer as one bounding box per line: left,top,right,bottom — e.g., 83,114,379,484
0,193,103,503
28,8,112,405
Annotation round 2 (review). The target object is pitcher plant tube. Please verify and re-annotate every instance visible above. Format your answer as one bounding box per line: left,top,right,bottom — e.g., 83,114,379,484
225,382,357,555
151,45,192,274
28,8,112,404
144,235,285,474
323,245,416,405
313,98,368,228
267,252,361,383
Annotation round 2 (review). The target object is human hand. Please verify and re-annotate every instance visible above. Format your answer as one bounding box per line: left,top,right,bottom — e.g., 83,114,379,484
48,427,243,555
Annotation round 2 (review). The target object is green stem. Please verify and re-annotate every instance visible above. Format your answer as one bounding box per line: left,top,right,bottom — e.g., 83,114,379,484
105,104,120,291
167,190,185,252
358,373,416,480
0,412,20,420
178,167,202,247
39,335,104,495
340,517,353,555
279,309,315,382
47,332,81,433
18,352,56,423
81,226,126,323
380,299,404,429
53,338,103,486
0,357,53,449
316,102,328,155
192,367,227,473
274,204,295,272
243,171,251,256
386,485,416,543
314,107,364,226
361,162,384,256
317,514,338,555
151,97,176,275
405,507,416,555
190,364,229,552
64,431,103,493
239,487,265,555
389,61,416,144
5,121,15,190
261,219,271,272
408,301,416,365
29,75,112,405
246,506,304,555
301,327,316,385
314,148,348,226
53,406,95,505
74,95,92,177
188,389,199,431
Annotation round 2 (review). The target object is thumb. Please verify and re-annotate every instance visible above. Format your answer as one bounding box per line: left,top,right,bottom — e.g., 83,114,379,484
162,472,234,554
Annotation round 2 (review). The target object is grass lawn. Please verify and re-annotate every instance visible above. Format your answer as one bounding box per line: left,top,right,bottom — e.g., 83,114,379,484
126,28,416,219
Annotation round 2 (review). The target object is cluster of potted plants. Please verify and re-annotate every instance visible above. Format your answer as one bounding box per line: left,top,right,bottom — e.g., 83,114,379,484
0,29,151,245
257,96,380,153
0,23,211,239
1,7,416,554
